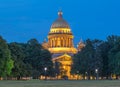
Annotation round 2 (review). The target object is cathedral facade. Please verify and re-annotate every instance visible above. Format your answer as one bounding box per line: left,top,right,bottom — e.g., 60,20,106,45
42,11,84,79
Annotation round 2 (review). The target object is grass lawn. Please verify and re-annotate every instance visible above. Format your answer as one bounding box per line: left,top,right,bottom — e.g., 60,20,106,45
0,80,120,87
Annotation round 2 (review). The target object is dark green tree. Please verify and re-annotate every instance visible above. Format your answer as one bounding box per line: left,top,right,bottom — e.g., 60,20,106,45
0,36,14,78
98,42,110,79
24,39,53,79
107,35,120,79
72,39,103,79
92,40,103,77
8,42,31,79
54,61,60,78
72,39,95,79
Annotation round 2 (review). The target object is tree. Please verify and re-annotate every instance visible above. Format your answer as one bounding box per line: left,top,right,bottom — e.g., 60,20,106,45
0,36,14,78
24,39,53,79
99,42,110,78
92,39,103,77
72,39,103,79
39,49,53,76
54,61,60,78
72,39,95,79
107,35,120,79
8,42,32,79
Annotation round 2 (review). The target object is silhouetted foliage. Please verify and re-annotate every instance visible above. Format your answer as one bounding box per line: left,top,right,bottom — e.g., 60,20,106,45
1,34,120,79
0,36,13,78
72,35,120,79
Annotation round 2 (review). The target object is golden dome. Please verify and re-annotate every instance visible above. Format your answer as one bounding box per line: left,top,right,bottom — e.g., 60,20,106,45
51,11,70,29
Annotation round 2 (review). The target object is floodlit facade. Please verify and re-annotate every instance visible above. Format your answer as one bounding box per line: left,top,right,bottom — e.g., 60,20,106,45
42,11,85,79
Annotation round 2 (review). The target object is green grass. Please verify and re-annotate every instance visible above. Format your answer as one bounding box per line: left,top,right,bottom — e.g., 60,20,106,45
0,80,120,87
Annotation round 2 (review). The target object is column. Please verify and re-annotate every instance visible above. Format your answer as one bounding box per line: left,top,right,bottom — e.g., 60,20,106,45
67,38,69,47
56,37,58,47
61,37,63,47
63,38,65,47
64,38,66,47
58,37,61,47
65,38,67,47
53,38,55,47
70,39,72,47
50,39,52,47
70,38,72,47
48,38,51,47
51,39,53,47
55,38,57,47
60,37,61,47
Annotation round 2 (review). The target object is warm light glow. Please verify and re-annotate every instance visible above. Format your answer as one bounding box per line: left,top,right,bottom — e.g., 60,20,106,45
42,11,84,79
47,19,77,78
48,47,77,54
52,54,72,77
50,28,71,33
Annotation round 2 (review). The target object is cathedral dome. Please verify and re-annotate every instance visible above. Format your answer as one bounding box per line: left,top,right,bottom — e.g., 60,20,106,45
51,11,70,29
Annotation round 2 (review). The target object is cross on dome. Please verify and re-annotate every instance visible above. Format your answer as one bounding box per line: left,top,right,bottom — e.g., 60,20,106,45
58,10,63,18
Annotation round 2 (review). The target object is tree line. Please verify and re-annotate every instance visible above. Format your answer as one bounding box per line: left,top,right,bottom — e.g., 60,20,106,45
71,35,120,79
0,35,120,80
0,36,54,80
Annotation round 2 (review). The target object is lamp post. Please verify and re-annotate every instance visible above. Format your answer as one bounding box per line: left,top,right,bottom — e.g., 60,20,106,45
44,67,47,80
95,69,98,80
77,71,79,80
85,72,88,80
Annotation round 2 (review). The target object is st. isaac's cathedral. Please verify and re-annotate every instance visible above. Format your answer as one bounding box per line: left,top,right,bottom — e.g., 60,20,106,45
42,11,85,79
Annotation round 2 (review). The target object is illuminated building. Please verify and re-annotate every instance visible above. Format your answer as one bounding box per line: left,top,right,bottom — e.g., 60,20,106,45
42,10,84,79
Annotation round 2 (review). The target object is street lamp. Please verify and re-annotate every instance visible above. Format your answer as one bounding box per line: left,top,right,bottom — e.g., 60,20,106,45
44,67,47,80
95,69,98,80
77,71,79,80
85,72,88,80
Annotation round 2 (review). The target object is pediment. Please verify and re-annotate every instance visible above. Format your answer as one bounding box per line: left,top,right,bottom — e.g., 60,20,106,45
52,53,71,61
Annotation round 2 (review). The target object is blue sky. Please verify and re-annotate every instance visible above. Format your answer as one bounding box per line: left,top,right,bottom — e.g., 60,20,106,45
0,0,120,45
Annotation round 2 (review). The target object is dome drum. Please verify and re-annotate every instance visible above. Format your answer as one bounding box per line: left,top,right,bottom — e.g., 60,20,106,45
48,32,73,35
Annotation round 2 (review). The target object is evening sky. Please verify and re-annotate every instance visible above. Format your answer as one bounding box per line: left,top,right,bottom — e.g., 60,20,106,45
0,0,120,45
